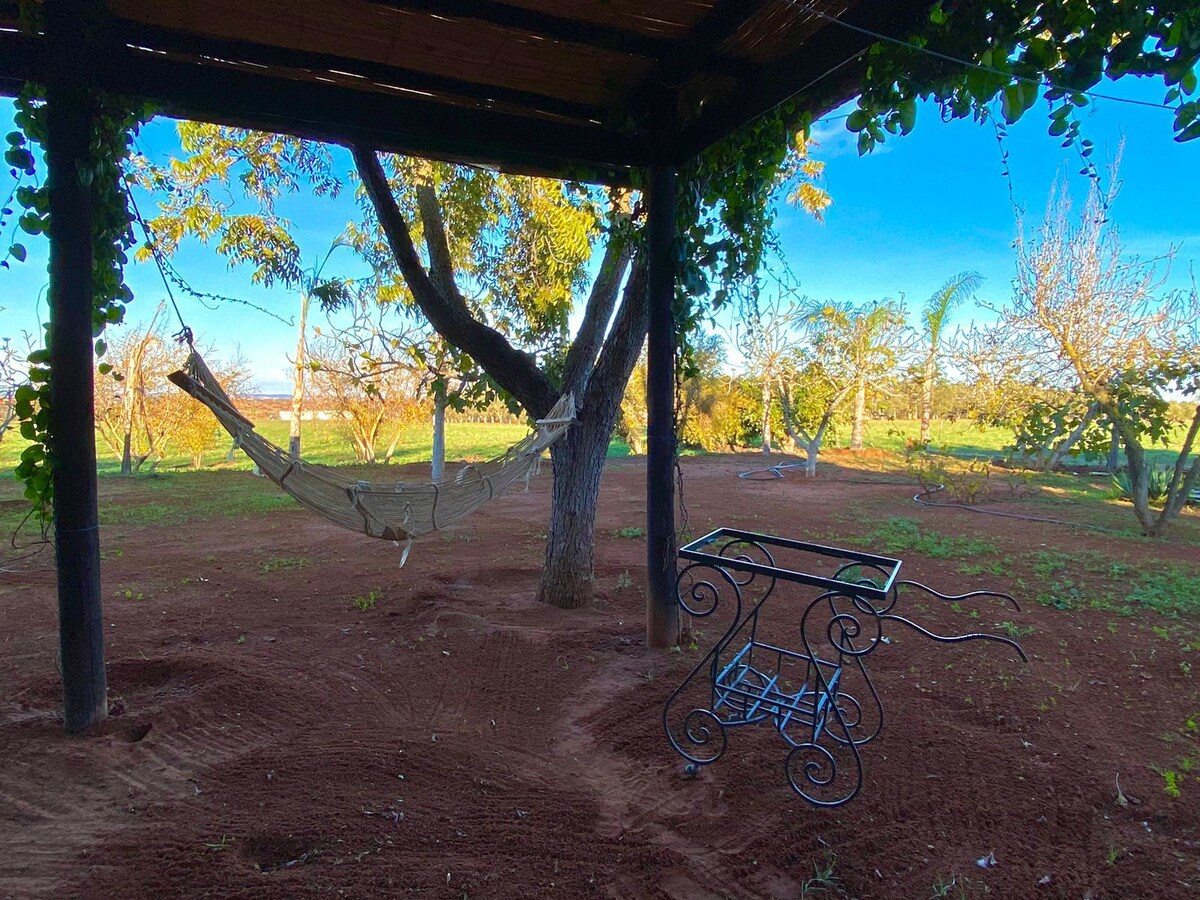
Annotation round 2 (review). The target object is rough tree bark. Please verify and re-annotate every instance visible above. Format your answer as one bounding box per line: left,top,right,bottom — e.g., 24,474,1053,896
431,379,446,482
760,378,772,454
850,377,866,450
353,146,646,609
919,354,934,446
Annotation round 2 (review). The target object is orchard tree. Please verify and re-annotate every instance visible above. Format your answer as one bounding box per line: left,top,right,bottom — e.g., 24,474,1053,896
919,272,981,446
95,305,169,474
813,300,910,450
307,294,432,464
776,360,850,477
350,124,833,608
738,298,854,475
737,297,804,455
1004,174,1199,534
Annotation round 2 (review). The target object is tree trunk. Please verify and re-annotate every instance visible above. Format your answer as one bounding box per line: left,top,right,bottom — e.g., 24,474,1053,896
851,377,866,450
1106,422,1120,473
537,262,648,611
537,419,608,609
761,377,772,454
431,379,447,481
289,291,309,459
120,430,133,477
1045,404,1099,471
920,354,934,446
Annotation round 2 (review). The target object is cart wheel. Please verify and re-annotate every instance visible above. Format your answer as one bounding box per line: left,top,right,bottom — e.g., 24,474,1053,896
683,763,700,778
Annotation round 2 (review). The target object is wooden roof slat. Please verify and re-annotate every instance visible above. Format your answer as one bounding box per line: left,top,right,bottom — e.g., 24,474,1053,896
496,0,713,37
108,0,658,108
365,0,683,58
110,17,607,123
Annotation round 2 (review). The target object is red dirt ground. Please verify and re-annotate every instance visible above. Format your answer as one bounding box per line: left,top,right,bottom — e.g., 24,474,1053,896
2,455,1198,899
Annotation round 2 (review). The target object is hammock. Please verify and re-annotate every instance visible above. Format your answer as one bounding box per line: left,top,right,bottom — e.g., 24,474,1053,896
168,350,574,544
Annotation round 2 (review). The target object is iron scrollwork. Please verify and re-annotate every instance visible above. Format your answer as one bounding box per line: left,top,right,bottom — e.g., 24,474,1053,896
663,528,1027,807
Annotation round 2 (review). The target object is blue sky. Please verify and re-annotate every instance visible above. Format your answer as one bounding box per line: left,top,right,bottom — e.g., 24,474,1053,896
1,77,1197,394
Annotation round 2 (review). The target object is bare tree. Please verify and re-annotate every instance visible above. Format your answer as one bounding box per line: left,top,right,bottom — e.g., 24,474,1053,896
0,329,35,445
1004,173,1199,534
308,300,426,464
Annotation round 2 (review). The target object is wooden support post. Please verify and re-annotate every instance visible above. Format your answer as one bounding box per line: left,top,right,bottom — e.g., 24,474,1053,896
46,0,107,732
646,165,679,648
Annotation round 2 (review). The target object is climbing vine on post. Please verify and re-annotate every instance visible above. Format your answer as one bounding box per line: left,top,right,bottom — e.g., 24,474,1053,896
5,88,152,519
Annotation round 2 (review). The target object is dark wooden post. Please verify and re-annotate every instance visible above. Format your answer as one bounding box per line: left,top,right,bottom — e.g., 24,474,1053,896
645,165,679,648
46,0,107,732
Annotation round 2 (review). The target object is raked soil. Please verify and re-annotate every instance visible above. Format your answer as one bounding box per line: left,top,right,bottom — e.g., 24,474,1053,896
2,454,1198,899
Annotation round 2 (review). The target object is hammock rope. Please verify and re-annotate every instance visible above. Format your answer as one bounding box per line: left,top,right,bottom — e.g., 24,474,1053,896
168,349,575,548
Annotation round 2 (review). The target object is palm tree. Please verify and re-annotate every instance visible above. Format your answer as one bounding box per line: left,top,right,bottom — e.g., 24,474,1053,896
920,272,982,446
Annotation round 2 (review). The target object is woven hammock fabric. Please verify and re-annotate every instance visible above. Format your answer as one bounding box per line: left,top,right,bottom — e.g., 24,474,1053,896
168,351,574,541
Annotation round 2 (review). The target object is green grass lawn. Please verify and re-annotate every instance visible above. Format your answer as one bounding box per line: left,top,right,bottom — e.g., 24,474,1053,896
0,418,635,478
844,418,1185,467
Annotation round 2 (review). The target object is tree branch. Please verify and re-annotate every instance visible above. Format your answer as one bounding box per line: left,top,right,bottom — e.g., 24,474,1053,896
415,180,460,302
561,233,631,398
352,144,557,416
583,258,648,426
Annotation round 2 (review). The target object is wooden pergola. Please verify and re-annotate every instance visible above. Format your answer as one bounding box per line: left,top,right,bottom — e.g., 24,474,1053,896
0,0,934,731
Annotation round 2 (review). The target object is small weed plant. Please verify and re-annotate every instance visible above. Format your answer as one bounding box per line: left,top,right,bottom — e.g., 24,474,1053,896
352,589,382,612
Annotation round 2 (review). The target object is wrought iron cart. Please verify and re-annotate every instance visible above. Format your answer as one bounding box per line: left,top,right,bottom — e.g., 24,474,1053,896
663,528,1028,807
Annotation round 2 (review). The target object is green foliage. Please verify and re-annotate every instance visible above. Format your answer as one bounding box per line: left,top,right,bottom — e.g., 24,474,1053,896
855,517,997,559
998,621,1035,638
261,556,309,574
350,154,598,353
352,589,381,612
135,124,342,288
1128,567,1200,617
908,453,1001,504
611,526,645,540
1026,549,1200,618
6,90,153,518
847,2,1200,154
1009,395,1111,466
1162,769,1182,799
670,124,831,377
1111,467,1172,505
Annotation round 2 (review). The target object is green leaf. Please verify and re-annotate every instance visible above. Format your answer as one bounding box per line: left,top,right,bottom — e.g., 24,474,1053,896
8,242,26,262
1183,69,1198,96
897,99,917,135
1048,118,1069,137
1176,120,1200,142
18,212,42,235
846,109,870,132
1001,85,1023,124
